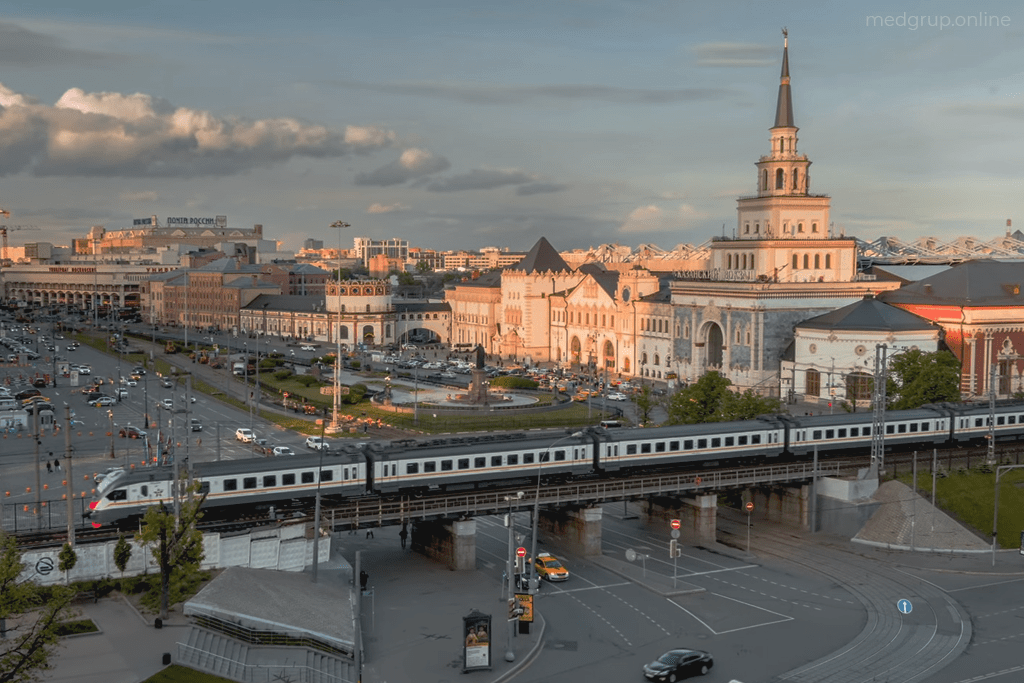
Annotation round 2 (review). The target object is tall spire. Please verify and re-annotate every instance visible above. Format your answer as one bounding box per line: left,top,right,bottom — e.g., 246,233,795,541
773,28,794,128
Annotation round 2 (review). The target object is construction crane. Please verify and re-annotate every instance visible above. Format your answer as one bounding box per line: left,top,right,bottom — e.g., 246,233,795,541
0,211,40,264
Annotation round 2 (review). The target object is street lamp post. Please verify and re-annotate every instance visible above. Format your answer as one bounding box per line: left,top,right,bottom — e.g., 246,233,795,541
330,221,350,431
528,431,584,593
107,410,115,459
504,491,523,663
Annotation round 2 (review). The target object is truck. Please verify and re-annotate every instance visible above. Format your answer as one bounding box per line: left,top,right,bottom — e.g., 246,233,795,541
232,361,246,377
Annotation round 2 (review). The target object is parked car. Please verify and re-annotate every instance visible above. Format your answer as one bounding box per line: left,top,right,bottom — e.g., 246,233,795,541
32,377,47,388
301,345,316,351
161,378,173,388
641,649,713,681
15,388,41,401
119,425,147,439
89,396,116,407
235,427,254,442
272,446,296,457
607,391,628,401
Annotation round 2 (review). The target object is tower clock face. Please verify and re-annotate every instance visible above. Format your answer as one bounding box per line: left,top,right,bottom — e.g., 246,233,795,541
855,345,867,356
808,343,817,354
622,287,631,302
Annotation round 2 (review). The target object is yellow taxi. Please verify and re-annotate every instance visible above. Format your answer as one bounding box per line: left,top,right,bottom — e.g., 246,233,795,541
533,552,569,582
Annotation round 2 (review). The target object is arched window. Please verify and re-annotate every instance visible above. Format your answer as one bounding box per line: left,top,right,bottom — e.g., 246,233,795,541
825,254,832,268
385,324,391,337
798,222,804,233
775,168,784,189
755,223,760,234
779,138,785,153
365,305,371,312
803,254,809,269
745,223,751,234
793,168,799,190
727,254,732,269
339,325,349,340
761,170,767,191
814,254,820,269
654,354,660,366
641,352,648,365
812,222,818,233
792,254,799,269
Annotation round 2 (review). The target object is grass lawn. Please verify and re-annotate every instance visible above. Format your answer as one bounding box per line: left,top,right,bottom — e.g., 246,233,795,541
896,465,1024,549
142,665,233,683
56,618,99,636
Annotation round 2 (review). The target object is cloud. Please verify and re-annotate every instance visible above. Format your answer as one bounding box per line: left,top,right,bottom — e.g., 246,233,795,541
0,82,398,177
331,79,732,105
355,148,450,186
693,42,776,67
620,203,708,233
425,168,535,193
366,202,410,214
0,22,112,67
516,182,569,196
120,190,159,202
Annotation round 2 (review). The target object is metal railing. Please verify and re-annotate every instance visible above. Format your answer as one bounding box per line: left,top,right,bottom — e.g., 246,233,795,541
193,613,352,658
175,641,352,683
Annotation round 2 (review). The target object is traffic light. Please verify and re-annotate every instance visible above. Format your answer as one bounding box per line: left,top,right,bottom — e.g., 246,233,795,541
669,539,682,558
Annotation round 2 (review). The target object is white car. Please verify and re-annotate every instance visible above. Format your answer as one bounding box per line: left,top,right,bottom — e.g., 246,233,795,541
607,392,628,401
272,446,295,457
305,436,329,451
159,398,173,410
235,428,255,443
120,377,137,387
301,345,316,352
76,365,92,375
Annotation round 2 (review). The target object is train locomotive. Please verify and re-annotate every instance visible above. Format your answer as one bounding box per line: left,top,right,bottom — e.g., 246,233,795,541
86,400,1024,528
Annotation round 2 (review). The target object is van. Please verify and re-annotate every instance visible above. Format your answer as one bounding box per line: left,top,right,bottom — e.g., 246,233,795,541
599,420,623,429
232,362,246,377
0,397,18,411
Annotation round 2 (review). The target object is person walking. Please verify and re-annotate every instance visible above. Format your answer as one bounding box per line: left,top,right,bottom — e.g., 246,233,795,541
399,525,408,549
46,460,52,473
53,457,61,472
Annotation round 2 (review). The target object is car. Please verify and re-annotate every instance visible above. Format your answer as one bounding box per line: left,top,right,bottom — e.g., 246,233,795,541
607,391,628,401
181,394,196,404
119,425,147,439
272,446,296,457
235,428,255,442
115,387,129,400
190,418,203,432
642,649,713,681
120,377,137,387
15,388,41,401
32,377,47,388
132,367,146,376
161,378,173,388
159,398,173,410
301,345,316,351
130,371,143,381
90,396,116,407
533,552,569,582
76,365,91,374
305,436,329,451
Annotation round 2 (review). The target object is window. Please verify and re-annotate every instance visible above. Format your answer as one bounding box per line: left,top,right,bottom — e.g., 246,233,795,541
656,442,666,453
798,222,804,233
886,425,895,434
684,440,693,450
825,254,832,268
812,222,818,233
738,435,748,445
670,441,679,450
909,423,918,433
458,458,470,470
814,254,820,269
554,450,566,461
997,416,1005,426
898,424,907,434
302,472,315,483
490,456,502,467
263,475,277,487
793,168,799,189
243,477,257,490
863,427,871,436
850,428,859,437
776,168,784,189
793,254,799,269
813,430,822,440
441,460,453,471
523,453,534,464
825,429,834,439
697,438,707,449
108,489,127,501
725,436,734,446
283,473,296,485
641,443,651,454
626,444,637,455
224,479,238,491
838,429,847,438
407,463,419,474
321,470,334,482
424,461,436,473
803,254,809,269
507,454,519,465
711,438,721,448
140,486,148,497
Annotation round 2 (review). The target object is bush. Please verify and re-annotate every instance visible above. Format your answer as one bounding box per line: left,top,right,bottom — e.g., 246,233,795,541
56,619,99,636
349,360,361,370
295,375,320,387
490,376,538,390
273,369,294,380
344,383,368,404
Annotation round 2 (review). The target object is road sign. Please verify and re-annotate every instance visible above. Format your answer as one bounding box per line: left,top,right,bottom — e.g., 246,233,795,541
670,529,680,539
670,519,681,530
516,547,526,558
695,476,702,485
897,599,913,614
745,502,754,512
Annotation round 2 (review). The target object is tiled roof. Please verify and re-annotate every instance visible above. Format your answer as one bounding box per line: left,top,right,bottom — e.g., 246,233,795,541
241,294,325,312
798,297,935,332
508,237,571,274
880,259,1024,307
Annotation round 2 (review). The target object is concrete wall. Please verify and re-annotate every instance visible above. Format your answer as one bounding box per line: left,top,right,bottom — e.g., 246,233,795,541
537,506,603,556
751,485,810,530
815,494,880,537
642,493,718,546
411,519,476,570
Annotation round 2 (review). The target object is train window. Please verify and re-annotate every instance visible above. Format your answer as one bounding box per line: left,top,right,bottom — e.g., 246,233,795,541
813,430,822,440
424,461,436,473
199,482,210,494
263,475,277,487
302,472,315,483
656,442,666,452
975,418,983,427
508,454,519,465
737,435,747,446
554,449,566,461
862,427,870,436
391,464,397,477
897,424,907,434
725,437,734,447
108,489,127,501
343,468,348,480
407,463,419,474
711,438,721,448
140,485,148,497
684,440,693,450
491,456,502,467
825,430,834,439
997,416,1005,425
283,473,296,485
670,441,680,450
224,479,238,491
697,439,707,449
523,453,535,464
640,443,651,454
540,451,551,463
751,434,761,444
921,422,930,431
837,429,846,438
243,477,257,490
1010,416,1017,424
627,444,637,455
441,460,453,471
909,423,918,433
886,425,895,434
321,470,334,482
850,428,858,437
457,459,470,470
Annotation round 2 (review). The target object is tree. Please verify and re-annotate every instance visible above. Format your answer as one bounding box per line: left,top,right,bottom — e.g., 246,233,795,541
665,372,782,424
0,531,76,683
631,384,656,425
113,534,132,579
887,349,961,410
57,544,76,586
415,260,431,274
136,488,207,620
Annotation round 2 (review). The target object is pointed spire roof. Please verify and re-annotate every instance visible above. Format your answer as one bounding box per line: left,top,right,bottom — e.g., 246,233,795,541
773,30,794,129
509,236,571,273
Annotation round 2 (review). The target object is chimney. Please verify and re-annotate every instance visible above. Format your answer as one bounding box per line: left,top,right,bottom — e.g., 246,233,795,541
924,283,933,295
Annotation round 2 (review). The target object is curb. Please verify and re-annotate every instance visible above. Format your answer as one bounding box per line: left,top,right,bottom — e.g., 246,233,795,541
492,612,547,683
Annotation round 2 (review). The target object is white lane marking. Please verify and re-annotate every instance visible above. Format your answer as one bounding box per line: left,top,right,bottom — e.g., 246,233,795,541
668,591,793,635
737,570,856,604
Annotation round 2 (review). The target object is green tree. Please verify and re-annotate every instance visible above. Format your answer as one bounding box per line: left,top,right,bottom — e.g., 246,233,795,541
888,349,961,410
113,534,132,578
721,389,783,421
136,488,207,620
57,544,77,586
632,384,656,425
0,531,76,683
665,372,782,424
396,271,416,286
415,260,431,274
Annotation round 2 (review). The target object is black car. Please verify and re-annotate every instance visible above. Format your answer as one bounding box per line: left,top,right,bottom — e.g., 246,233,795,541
15,388,41,401
32,378,47,388
642,649,713,682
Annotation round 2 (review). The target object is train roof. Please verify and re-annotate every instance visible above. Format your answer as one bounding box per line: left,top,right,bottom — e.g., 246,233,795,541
938,400,1024,415
611,416,786,440
783,407,943,428
366,430,589,462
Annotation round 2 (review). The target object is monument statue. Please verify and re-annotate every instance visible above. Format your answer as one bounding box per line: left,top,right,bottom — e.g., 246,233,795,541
474,344,486,369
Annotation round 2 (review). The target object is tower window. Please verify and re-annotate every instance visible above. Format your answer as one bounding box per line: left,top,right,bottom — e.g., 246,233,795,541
745,223,750,234
814,254,820,269
775,168,784,189
780,138,785,153
793,169,799,190
755,223,760,234
812,222,818,233
792,254,798,269
762,170,768,191
803,254,809,269
825,254,832,268
798,223,804,233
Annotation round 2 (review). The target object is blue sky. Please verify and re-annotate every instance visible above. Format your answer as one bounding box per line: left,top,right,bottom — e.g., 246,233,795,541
1,0,1022,253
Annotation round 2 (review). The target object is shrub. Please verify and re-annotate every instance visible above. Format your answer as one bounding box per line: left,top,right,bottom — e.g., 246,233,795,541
295,375,320,387
349,360,361,370
490,376,538,390
273,369,294,380
344,383,368,404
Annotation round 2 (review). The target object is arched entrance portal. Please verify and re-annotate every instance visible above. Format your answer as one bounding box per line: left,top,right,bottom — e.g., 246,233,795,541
570,336,581,364
705,322,724,369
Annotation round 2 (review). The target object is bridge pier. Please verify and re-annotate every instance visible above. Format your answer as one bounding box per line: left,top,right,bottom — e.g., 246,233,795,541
750,485,810,530
411,518,476,570
537,506,603,556
643,493,718,546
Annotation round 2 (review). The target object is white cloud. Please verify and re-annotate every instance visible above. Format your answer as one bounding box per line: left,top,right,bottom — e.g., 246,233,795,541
366,202,410,214
355,147,450,186
424,168,535,193
620,203,708,233
0,82,398,177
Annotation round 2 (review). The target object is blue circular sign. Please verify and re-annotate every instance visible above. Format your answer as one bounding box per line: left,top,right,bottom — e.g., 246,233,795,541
897,599,913,614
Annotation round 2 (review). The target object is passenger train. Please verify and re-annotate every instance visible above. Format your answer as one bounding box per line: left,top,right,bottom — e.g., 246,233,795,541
86,400,1024,528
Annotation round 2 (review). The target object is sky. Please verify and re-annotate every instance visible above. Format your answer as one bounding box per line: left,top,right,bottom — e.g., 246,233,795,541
1,0,1022,254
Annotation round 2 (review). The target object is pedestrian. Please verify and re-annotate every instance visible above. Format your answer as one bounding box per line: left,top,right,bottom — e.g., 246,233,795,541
53,457,60,471
366,528,374,539
46,460,52,473
399,525,408,549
